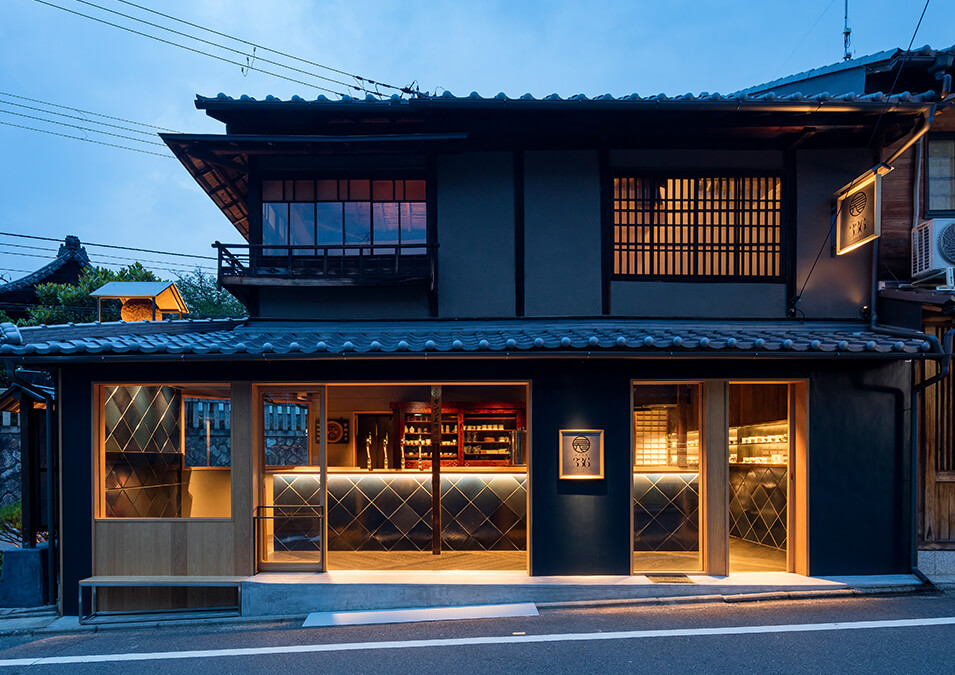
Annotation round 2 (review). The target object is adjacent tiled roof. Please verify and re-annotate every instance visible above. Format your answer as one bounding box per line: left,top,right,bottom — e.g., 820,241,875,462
736,44,955,97
197,88,940,107
0,236,91,295
0,319,937,358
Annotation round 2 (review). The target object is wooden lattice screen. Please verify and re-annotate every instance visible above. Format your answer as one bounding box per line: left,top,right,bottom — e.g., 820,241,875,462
613,176,782,280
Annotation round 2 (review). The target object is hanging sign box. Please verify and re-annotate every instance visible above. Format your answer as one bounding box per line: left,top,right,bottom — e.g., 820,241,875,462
834,165,890,256
559,429,604,479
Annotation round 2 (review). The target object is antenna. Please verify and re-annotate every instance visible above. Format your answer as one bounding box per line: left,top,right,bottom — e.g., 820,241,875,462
843,0,852,61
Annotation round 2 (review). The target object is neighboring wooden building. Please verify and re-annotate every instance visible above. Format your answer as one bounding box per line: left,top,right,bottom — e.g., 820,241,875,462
0,236,91,320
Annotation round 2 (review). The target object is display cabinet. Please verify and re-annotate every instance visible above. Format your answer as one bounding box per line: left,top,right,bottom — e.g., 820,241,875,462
729,420,789,465
394,403,525,468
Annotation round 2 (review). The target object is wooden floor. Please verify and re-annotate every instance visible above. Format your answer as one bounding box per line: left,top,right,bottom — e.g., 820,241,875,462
327,550,527,571
268,539,785,573
634,538,787,573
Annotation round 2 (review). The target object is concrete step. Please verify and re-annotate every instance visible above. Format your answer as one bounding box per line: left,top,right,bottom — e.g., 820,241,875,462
240,571,925,616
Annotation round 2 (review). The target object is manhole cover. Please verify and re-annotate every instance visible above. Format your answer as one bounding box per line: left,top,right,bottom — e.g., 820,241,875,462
645,574,695,584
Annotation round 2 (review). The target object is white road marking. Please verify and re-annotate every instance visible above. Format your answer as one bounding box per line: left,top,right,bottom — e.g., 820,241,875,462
3,615,955,666
302,603,539,627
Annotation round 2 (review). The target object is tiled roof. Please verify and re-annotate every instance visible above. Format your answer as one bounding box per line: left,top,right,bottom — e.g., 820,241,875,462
736,44,955,96
0,236,91,295
197,88,940,107
0,319,936,358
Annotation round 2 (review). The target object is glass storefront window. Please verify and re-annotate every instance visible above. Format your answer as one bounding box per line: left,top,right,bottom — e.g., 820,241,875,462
99,384,231,519
262,392,313,467
728,383,789,572
632,383,701,572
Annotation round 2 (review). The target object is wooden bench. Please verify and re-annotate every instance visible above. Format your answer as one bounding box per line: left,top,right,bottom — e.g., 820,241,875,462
78,576,246,624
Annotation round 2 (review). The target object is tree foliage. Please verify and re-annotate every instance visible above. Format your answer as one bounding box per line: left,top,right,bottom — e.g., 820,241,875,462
174,269,246,319
24,263,157,326
0,501,22,548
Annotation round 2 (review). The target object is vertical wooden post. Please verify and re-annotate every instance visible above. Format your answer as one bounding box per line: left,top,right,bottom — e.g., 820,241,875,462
19,396,37,549
230,383,254,576
318,386,328,571
430,385,442,555
703,381,729,576
790,381,809,575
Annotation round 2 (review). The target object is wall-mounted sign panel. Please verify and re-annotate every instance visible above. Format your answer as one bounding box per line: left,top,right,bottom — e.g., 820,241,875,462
559,429,604,479
835,172,882,255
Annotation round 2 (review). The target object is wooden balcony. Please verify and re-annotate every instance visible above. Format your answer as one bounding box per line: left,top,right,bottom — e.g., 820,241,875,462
213,242,437,289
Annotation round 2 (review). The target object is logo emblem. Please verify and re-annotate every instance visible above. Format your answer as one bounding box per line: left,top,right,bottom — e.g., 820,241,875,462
572,436,591,454
848,191,867,217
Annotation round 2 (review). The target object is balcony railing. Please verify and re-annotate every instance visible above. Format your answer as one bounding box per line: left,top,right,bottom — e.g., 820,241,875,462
214,241,437,288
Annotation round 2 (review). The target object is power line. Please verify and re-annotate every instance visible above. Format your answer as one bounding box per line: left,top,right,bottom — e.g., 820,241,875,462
773,0,838,80
0,107,165,145
865,0,932,150
34,0,347,97
0,232,217,261
0,91,180,132
112,0,413,95
0,98,160,137
0,247,215,272
0,119,172,157
73,0,376,95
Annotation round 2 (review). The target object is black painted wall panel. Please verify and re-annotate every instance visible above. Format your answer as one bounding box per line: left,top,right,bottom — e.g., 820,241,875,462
528,366,632,575
806,361,910,575
58,367,94,616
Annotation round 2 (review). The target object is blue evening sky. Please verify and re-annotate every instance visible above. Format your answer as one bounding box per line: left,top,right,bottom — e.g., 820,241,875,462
0,0,952,282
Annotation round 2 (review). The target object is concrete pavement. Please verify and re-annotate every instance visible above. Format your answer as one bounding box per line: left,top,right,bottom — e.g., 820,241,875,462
0,571,935,636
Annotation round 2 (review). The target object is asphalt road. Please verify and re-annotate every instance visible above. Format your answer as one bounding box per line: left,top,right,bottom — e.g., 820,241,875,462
1,592,954,673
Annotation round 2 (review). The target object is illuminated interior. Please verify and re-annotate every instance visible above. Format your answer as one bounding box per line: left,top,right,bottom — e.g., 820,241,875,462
632,383,702,572
613,176,782,279
258,383,528,571
728,383,789,572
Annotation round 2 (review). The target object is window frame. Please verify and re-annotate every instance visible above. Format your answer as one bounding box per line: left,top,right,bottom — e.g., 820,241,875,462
926,134,955,218
95,382,233,521
608,169,786,283
258,175,430,256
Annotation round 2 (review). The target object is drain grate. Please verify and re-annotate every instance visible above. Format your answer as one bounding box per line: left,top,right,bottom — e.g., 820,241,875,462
645,574,695,584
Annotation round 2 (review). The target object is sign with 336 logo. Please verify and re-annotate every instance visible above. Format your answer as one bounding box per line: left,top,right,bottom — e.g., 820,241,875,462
560,429,604,479
835,171,882,256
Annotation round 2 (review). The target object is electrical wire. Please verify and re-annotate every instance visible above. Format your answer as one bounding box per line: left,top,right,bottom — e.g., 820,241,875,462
0,248,215,273
865,0,932,150
0,91,179,132
0,232,217,261
33,0,347,97
112,0,412,94
793,0,933,315
773,0,838,80
72,0,374,95
0,119,172,158
0,108,165,146
0,98,160,137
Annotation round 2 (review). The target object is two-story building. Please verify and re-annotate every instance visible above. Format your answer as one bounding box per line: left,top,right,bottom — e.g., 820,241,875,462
0,86,946,617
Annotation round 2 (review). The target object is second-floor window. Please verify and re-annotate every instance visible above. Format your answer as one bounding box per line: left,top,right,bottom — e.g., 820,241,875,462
261,179,427,255
612,175,782,280
928,138,955,216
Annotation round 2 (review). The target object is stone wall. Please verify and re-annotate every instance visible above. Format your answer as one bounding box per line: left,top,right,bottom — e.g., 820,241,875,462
0,415,20,508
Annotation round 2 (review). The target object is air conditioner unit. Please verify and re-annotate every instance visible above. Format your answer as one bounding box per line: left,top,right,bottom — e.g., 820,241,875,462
912,218,955,289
